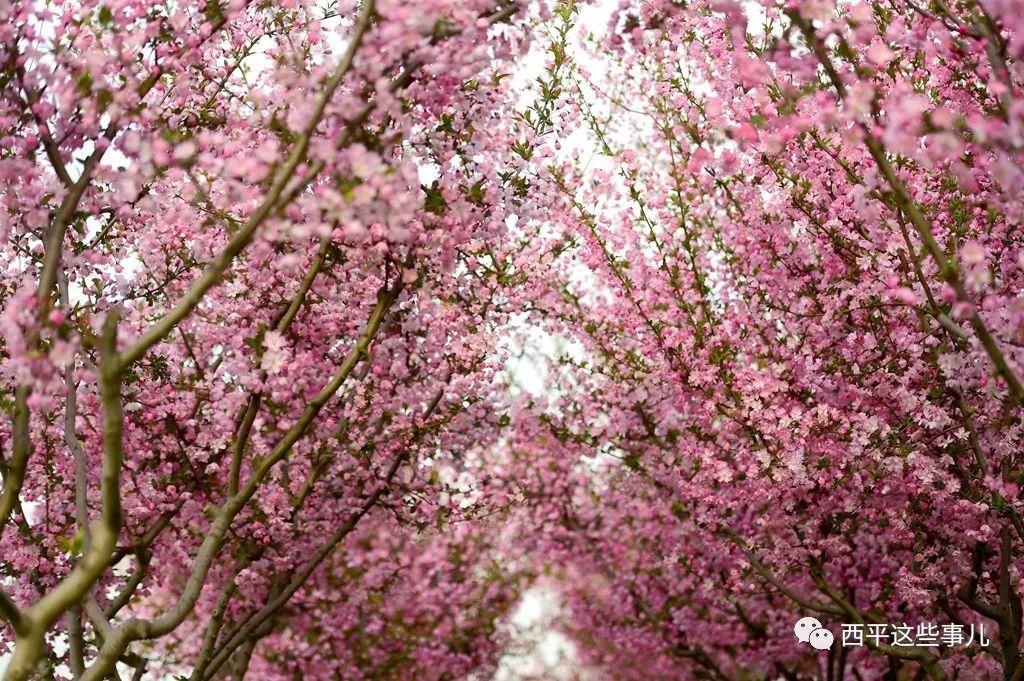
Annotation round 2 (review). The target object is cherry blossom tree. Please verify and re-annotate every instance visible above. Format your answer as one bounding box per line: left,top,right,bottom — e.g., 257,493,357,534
5,0,1024,679
503,0,1024,679
0,0,535,679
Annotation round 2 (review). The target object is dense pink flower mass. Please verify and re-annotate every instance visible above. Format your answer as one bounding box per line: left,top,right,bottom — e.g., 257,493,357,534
506,0,1024,678
0,0,532,678
1,0,1023,679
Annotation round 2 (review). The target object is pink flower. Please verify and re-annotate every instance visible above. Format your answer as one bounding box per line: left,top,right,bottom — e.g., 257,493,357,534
866,39,895,66
959,240,987,265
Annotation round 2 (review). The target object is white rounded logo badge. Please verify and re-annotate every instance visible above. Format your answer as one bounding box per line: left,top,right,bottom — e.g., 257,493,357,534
794,616,834,650
809,628,835,650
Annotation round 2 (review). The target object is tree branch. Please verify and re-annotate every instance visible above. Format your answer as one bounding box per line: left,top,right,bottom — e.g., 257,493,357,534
78,278,402,681
116,0,377,371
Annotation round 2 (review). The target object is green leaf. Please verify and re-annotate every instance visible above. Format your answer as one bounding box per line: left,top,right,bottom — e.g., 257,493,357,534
96,89,113,110
97,5,114,26
466,180,486,205
76,71,94,94
204,0,225,25
423,183,447,216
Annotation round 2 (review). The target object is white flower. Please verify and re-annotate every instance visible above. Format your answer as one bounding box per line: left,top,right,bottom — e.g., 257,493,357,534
264,330,287,352
262,332,288,374
261,350,286,375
